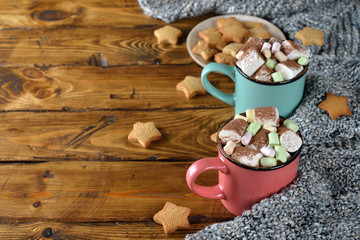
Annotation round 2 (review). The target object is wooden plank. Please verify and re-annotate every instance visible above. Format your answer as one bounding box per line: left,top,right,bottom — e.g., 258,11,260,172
0,26,194,67
0,108,234,161
0,161,234,223
0,221,220,239
0,1,215,67
0,0,212,29
0,66,233,111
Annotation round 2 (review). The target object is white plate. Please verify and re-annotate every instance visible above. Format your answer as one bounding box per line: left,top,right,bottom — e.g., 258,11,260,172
186,15,286,67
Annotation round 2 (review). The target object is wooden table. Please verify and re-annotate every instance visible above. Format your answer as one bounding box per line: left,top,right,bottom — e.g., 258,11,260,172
0,0,236,239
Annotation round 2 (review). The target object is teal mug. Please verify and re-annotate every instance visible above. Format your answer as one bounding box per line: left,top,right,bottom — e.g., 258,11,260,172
201,63,308,117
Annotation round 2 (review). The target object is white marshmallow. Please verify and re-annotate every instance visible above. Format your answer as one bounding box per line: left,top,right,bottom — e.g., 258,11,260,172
223,141,236,155
232,147,263,168
275,61,304,80
236,48,265,77
279,130,302,152
281,40,309,60
254,106,280,127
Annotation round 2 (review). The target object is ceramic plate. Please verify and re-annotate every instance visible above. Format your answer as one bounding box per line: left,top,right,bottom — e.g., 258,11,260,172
186,15,286,67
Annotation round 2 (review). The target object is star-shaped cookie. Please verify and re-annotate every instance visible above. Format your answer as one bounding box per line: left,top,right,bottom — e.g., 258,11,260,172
153,202,191,235
176,76,207,99
318,93,352,120
192,40,219,61
128,122,162,148
154,25,182,45
198,27,226,50
295,27,325,46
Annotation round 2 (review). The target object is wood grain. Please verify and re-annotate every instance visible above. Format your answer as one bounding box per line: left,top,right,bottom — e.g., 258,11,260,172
0,221,219,239
0,0,216,67
0,27,193,67
0,0,213,29
0,108,234,161
0,161,233,223
0,0,235,238
0,66,234,111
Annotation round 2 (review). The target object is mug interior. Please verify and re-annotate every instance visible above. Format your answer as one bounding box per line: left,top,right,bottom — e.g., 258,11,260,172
217,114,302,171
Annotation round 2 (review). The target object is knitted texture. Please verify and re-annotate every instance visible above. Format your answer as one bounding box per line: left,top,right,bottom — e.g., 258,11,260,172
138,0,360,239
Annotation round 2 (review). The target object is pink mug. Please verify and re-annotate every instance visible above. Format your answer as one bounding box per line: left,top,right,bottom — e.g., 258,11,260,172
186,120,301,216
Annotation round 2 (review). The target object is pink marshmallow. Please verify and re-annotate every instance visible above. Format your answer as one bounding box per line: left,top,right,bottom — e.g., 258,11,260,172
260,146,276,157
261,42,271,52
241,131,252,145
271,42,281,54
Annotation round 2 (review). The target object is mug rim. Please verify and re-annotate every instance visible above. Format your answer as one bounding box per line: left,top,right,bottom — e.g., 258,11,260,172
235,63,308,86
217,115,302,171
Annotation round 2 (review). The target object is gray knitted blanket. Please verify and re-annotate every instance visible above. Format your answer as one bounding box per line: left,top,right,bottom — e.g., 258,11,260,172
138,0,360,239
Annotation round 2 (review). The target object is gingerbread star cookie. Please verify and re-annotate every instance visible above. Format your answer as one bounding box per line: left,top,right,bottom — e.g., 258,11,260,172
128,122,162,148
192,40,219,61
210,132,218,143
244,21,263,29
318,93,352,120
295,27,325,46
198,27,226,50
153,202,191,235
249,27,271,39
154,25,182,45
214,52,235,66
222,43,243,57
176,76,207,99
217,17,248,43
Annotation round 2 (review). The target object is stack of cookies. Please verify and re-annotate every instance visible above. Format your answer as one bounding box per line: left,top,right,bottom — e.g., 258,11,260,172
192,17,272,66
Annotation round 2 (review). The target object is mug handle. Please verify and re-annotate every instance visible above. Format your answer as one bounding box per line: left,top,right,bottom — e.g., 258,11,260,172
186,157,228,200
201,63,236,106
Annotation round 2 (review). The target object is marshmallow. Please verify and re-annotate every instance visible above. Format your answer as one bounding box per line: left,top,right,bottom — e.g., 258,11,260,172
236,37,265,59
268,132,280,146
253,64,274,83
274,51,288,62
253,106,280,127
275,60,304,80
281,40,309,60
265,58,277,69
236,47,265,77
234,114,248,122
298,57,309,66
223,141,236,155
261,146,276,158
278,126,302,152
219,118,249,144
271,72,284,82
246,109,255,122
241,131,252,145
246,122,261,136
261,42,271,52
261,48,271,59
275,145,287,163
271,41,281,54
260,157,277,167
283,119,299,132
247,128,270,151
263,124,277,132
232,146,263,168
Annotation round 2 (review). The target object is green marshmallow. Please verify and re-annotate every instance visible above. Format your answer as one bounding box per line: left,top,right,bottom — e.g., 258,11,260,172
298,57,309,66
283,119,299,132
265,58,277,69
268,132,280,146
275,145,287,163
271,72,283,82
246,122,261,136
260,157,277,167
